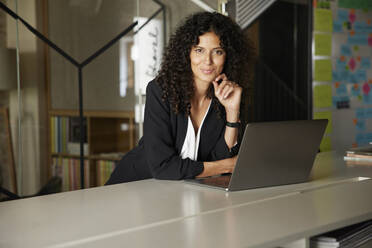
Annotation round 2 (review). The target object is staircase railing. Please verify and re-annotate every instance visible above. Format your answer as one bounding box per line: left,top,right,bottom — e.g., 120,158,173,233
253,59,307,122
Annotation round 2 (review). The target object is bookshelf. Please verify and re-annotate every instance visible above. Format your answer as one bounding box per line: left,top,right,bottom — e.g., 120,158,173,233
48,110,135,190
43,0,137,191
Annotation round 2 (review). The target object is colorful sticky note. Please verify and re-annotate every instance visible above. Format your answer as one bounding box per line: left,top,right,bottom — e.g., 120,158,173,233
365,108,372,119
349,73,358,84
313,111,332,134
319,136,332,152
365,133,372,142
340,45,352,57
336,83,347,95
314,84,332,108
333,20,343,32
361,57,371,69
333,71,341,82
368,35,372,47
356,119,366,131
356,108,365,119
363,94,372,105
365,25,372,33
353,21,367,33
314,33,332,56
352,84,360,96
353,21,362,32
338,9,348,21
336,60,347,72
315,59,332,82
348,10,356,24
355,70,367,82
348,57,356,71
356,133,366,146
339,69,350,82
348,34,368,45
362,82,371,95
314,9,333,32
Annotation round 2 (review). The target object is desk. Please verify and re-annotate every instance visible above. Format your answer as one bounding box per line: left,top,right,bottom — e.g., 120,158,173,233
0,152,371,248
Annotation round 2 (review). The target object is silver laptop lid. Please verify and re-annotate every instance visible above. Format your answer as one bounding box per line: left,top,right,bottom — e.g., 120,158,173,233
228,119,327,191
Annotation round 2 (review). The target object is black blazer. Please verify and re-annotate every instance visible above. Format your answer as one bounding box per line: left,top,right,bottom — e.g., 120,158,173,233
106,80,239,185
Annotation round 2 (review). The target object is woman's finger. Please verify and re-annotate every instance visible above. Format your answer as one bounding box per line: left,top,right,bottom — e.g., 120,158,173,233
223,87,234,99
215,80,229,95
220,82,232,98
212,80,219,92
214,73,228,84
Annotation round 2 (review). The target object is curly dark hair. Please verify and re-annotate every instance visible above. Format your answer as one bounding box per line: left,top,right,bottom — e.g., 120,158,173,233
155,11,253,117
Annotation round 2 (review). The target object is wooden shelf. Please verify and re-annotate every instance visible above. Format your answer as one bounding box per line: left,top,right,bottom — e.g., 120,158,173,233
48,111,134,189
49,109,134,119
51,153,89,159
51,153,123,161
90,155,123,161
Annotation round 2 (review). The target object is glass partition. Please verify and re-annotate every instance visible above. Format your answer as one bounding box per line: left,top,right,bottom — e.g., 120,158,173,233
0,0,47,198
0,0,217,199
47,0,140,190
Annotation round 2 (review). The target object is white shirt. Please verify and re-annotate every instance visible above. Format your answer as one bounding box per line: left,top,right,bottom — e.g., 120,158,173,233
180,101,211,161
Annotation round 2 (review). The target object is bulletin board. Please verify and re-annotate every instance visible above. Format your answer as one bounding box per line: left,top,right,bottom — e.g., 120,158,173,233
313,0,372,153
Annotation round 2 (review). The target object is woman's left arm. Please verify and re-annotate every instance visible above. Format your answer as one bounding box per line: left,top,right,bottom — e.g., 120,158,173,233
212,74,242,149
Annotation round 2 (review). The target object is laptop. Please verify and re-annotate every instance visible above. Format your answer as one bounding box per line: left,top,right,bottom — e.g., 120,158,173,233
185,119,328,191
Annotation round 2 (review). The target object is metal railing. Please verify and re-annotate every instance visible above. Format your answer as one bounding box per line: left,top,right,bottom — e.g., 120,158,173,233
253,59,308,122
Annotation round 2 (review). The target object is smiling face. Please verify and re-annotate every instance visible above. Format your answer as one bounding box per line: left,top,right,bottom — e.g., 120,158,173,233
190,32,226,87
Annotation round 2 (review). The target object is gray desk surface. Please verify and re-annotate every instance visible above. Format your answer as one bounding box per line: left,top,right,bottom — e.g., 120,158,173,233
0,152,371,248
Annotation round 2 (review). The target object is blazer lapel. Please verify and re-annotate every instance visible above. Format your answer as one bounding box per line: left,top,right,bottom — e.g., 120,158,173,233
198,99,225,161
175,111,188,154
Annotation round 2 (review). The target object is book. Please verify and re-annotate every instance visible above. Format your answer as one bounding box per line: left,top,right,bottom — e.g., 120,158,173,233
57,117,61,153
311,220,372,248
69,117,87,143
54,117,58,152
52,158,90,191
84,160,90,188
344,145,372,162
344,154,372,162
96,160,116,186
67,142,89,156
345,145,372,156
51,117,55,153
51,116,87,154
345,160,372,167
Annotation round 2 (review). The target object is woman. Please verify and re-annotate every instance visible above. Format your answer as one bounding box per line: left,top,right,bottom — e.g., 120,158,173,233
106,12,252,184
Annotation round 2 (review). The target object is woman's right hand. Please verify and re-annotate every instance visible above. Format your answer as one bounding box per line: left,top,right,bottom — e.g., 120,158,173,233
196,156,237,178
